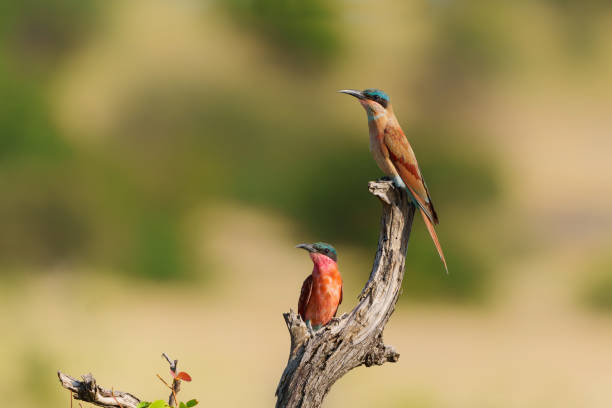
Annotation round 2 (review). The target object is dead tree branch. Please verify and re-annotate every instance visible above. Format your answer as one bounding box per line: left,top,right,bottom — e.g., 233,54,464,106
275,180,415,408
57,352,184,408
57,371,141,408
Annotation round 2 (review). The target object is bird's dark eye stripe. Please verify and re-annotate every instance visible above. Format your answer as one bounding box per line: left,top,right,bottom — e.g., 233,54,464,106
367,95,388,108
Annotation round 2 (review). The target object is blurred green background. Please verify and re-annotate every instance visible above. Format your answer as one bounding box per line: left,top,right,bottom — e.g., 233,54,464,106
1,0,611,407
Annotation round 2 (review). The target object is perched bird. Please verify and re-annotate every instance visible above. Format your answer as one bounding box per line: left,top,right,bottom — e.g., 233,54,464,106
339,88,448,273
296,242,343,332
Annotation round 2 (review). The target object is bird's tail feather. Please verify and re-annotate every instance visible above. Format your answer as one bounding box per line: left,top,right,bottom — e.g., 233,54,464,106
419,208,448,274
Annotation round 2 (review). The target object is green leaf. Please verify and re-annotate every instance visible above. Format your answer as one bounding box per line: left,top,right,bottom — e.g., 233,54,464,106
148,400,169,408
179,402,187,408
136,402,151,408
186,399,199,407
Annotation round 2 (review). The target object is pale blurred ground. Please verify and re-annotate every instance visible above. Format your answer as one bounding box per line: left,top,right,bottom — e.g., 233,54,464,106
1,1,612,407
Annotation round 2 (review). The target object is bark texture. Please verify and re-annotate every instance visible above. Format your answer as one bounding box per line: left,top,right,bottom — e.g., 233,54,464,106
275,180,415,408
57,371,141,408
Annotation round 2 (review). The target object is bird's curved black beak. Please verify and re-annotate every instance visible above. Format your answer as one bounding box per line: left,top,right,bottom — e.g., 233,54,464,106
338,89,365,100
296,243,315,253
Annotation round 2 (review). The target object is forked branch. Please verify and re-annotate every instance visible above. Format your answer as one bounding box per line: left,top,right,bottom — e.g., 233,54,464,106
275,180,415,408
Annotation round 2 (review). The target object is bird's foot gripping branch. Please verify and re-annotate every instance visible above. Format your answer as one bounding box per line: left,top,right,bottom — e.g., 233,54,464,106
275,180,415,408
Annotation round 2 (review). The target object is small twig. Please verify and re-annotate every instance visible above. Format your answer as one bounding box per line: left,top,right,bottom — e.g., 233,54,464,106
111,388,125,408
162,353,174,368
156,371,179,404
171,386,179,407
156,374,172,389
161,353,180,407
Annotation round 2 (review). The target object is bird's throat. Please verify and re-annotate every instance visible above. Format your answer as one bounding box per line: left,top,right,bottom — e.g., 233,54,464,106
310,253,338,274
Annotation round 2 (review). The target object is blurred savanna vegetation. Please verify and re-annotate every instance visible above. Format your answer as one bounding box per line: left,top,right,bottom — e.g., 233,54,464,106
1,0,612,407
1,0,503,297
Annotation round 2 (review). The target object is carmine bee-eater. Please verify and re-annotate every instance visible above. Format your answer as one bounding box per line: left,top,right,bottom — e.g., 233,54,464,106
296,242,343,332
339,88,448,273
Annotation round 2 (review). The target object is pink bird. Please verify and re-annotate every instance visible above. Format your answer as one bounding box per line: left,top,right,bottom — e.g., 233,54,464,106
339,88,448,273
296,242,343,332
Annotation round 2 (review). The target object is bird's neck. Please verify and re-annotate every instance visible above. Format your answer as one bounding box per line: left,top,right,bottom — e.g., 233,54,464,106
367,110,385,122
386,109,399,126
368,109,398,138
310,253,338,276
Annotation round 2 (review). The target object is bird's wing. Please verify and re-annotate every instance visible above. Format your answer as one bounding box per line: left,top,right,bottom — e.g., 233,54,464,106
333,285,343,317
383,126,439,224
298,275,313,320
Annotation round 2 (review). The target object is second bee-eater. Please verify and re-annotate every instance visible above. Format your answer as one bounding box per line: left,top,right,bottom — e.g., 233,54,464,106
296,242,343,332
339,88,448,273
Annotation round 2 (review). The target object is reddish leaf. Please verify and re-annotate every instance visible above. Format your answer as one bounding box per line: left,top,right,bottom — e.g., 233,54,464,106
176,371,192,382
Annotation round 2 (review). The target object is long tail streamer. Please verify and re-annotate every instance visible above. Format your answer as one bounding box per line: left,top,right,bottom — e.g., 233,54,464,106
419,208,448,274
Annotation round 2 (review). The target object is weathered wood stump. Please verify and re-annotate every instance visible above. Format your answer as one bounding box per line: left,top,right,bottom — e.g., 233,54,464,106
275,180,415,408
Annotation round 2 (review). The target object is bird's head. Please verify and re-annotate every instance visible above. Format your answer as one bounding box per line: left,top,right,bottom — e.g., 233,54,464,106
296,242,338,265
338,88,391,122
